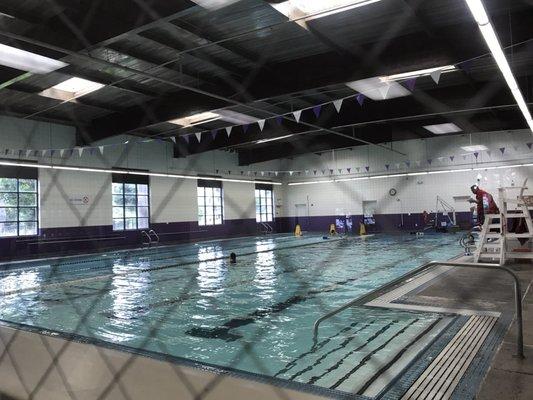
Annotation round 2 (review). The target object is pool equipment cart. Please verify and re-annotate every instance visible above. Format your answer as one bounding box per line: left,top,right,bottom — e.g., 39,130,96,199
428,196,457,230
313,260,524,359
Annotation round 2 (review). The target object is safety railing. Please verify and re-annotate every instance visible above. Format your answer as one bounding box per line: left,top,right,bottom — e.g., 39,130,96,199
148,229,160,244
312,260,524,358
260,222,273,234
141,230,151,246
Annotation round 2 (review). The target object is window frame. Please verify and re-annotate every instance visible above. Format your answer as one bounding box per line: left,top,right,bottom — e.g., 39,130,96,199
112,174,150,231
255,184,274,223
0,171,39,238
197,179,224,226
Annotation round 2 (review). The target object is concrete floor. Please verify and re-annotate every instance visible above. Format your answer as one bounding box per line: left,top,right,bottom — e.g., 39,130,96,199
403,260,533,400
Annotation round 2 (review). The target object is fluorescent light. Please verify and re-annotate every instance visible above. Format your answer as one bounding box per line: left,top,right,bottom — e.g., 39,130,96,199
461,145,488,151
0,160,282,185
217,110,259,125
345,77,411,101
464,0,533,133
272,0,381,24
40,77,104,100
423,123,462,134
191,0,240,10
256,134,294,144
0,43,67,74
381,65,456,82
169,112,221,127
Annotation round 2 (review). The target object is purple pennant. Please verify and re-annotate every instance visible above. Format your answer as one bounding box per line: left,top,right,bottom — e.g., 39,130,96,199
329,169,334,175
450,155,455,162
427,159,432,165
356,167,360,172
405,161,410,168
242,124,250,134
365,166,370,172
228,171,231,175
459,60,473,74
338,169,342,174
240,171,244,175
275,116,283,125
347,168,351,173
254,172,257,176
18,150,23,157
183,135,190,144
321,169,326,175
298,171,301,176
312,105,322,118
499,147,505,155
215,169,219,174
527,142,533,150
404,78,417,92
356,94,365,106
487,150,492,157
211,130,218,140
313,170,317,175
474,152,479,159
385,164,390,170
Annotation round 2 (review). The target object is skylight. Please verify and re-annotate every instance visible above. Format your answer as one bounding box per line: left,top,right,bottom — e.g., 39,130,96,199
345,77,411,101
0,43,67,74
423,123,462,135
169,112,221,127
40,77,104,101
271,0,381,27
461,145,488,152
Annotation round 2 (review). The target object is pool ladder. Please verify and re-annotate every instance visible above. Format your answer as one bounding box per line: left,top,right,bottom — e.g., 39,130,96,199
141,229,160,247
260,222,273,234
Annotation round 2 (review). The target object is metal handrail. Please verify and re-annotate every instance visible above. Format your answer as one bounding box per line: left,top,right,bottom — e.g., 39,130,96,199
141,230,151,246
148,229,160,244
312,260,524,358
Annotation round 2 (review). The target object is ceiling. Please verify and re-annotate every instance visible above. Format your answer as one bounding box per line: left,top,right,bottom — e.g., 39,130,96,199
0,0,531,165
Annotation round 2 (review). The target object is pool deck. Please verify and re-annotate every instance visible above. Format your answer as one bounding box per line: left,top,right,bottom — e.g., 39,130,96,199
0,255,532,399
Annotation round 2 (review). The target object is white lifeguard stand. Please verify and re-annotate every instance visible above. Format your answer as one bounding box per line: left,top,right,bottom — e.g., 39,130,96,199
474,179,533,264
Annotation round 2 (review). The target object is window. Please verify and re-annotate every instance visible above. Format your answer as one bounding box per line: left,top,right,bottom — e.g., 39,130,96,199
255,184,274,222
112,174,149,231
197,179,223,226
0,167,39,237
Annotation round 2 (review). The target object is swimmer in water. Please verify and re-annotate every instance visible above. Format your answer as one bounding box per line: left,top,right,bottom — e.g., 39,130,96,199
229,252,236,264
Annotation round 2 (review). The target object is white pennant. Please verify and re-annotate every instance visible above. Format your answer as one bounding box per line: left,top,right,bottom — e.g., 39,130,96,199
41,150,47,157
170,136,176,143
99,146,104,154
293,110,302,123
195,132,202,142
77,147,83,157
430,70,442,84
25,150,32,157
225,126,232,137
378,84,391,100
333,99,343,113
257,120,265,131
60,149,65,157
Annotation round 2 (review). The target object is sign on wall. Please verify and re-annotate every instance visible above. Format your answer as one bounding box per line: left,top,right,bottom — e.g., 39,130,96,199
69,196,90,205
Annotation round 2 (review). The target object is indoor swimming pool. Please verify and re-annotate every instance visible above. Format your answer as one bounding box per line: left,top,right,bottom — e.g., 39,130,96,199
0,234,461,396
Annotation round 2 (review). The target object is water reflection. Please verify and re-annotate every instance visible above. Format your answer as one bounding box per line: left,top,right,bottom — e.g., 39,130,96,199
254,251,276,300
196,246,226,303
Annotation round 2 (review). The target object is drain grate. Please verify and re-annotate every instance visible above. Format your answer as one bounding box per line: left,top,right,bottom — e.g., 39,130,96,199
400,314,497,400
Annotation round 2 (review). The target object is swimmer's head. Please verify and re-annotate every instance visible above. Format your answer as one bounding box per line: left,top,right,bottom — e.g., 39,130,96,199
229,252,236,263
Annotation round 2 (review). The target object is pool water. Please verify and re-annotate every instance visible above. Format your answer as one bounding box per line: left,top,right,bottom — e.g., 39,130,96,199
0,233,460,395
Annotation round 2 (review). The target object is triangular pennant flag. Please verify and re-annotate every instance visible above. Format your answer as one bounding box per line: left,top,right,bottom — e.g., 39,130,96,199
261,171,265,176
99,146,104,154
338,169,342,174
215,169,219,174
293,110,302,123
275,116,283,125
405,161,411,167
89,148,95,156
459,60,473,74
228,170,231,175
77,147,83,157
356,167,360,172
305,170,309,175
312,105,322,118
427,159,432,165
242,124,250,134
195,132,202,142
59,149,65,157
289,171,294,176
170,136,176,143
378,84,390,100
365,166,370,172
499,147,505,155
395,163,400,169
254,172,257,176
329,169,334,175
333,99,343,113
430,69,442,84
486,150,491,157
474,152,479,159
183,135,190,144
211,130,218,140
26,149,32,157
356,94,365,106
385,164,390,170
450,155,455,162
240,171,244,175
347,168,351,173
225,126,232,137
257,120,265,131
313,170,317,175
297,171,301,176
462,155,467,160
527,142,533,150
18,150,23,157
415,160,421,167
404,77,417,92
275,172,279,176
321,169,326,175
513,145,519,152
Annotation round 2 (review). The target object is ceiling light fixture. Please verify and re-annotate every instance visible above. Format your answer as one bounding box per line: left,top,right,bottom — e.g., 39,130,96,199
380,65,456,82
461,145,488,152
217,110,260,125
40,77,105,101
345,77,411,101
256,134,295,144
168,112,221,127
464,0,533,133
423,123,462,134
0,43,67,74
